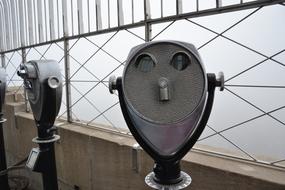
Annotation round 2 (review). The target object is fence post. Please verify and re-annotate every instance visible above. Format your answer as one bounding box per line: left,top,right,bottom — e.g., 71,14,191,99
216,0,222,8
0,53,4,68
21,48,30,112
144,0,152,42
64,38,72,122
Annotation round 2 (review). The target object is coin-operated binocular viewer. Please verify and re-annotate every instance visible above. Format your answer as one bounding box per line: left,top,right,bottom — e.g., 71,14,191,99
17,60,62,190
0,68,9,190
109,41,224,189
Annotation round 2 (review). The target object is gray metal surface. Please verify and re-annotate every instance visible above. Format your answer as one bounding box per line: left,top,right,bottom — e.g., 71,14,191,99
122,41,207,155
124,41,206,124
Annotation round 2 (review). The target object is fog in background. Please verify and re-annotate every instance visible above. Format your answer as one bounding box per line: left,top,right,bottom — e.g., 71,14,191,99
4,1,285,163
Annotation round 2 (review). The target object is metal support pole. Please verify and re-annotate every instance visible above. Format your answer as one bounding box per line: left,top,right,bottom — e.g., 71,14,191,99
64,39,72,122
41,143,58,190
144,0,152,41
21,48,29,112
0,55,9,189
145,23,152,42
216,0,222,8
1,54,5,68
21,49,26,63
0,114,9,190
36,130,59,190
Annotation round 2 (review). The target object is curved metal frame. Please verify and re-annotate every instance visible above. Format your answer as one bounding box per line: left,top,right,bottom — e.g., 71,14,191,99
117,75,218,162
116,73,218,184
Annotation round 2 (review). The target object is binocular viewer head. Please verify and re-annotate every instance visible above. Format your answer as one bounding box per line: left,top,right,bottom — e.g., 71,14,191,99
111,41,210,157
17,60,62,129
110,40,224,187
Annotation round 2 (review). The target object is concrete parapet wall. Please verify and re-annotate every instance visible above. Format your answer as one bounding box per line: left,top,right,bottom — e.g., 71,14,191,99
2,91,285,190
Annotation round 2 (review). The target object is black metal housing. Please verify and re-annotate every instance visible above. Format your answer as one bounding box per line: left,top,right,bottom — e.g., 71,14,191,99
0,68,9,190
18,60,62,130
17,60,62,190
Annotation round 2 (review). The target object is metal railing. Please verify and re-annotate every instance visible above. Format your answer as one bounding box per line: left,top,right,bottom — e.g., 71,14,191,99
1,0,285,169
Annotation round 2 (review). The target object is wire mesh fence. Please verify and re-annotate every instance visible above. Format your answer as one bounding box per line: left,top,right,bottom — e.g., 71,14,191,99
1,0,285,168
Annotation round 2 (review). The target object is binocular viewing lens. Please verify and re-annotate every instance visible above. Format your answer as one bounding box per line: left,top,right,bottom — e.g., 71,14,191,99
171,52,190,71
136,54,156,73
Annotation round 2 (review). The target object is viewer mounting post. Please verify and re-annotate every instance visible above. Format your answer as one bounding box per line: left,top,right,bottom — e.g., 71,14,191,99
0,68,9,189
17,60,62,190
